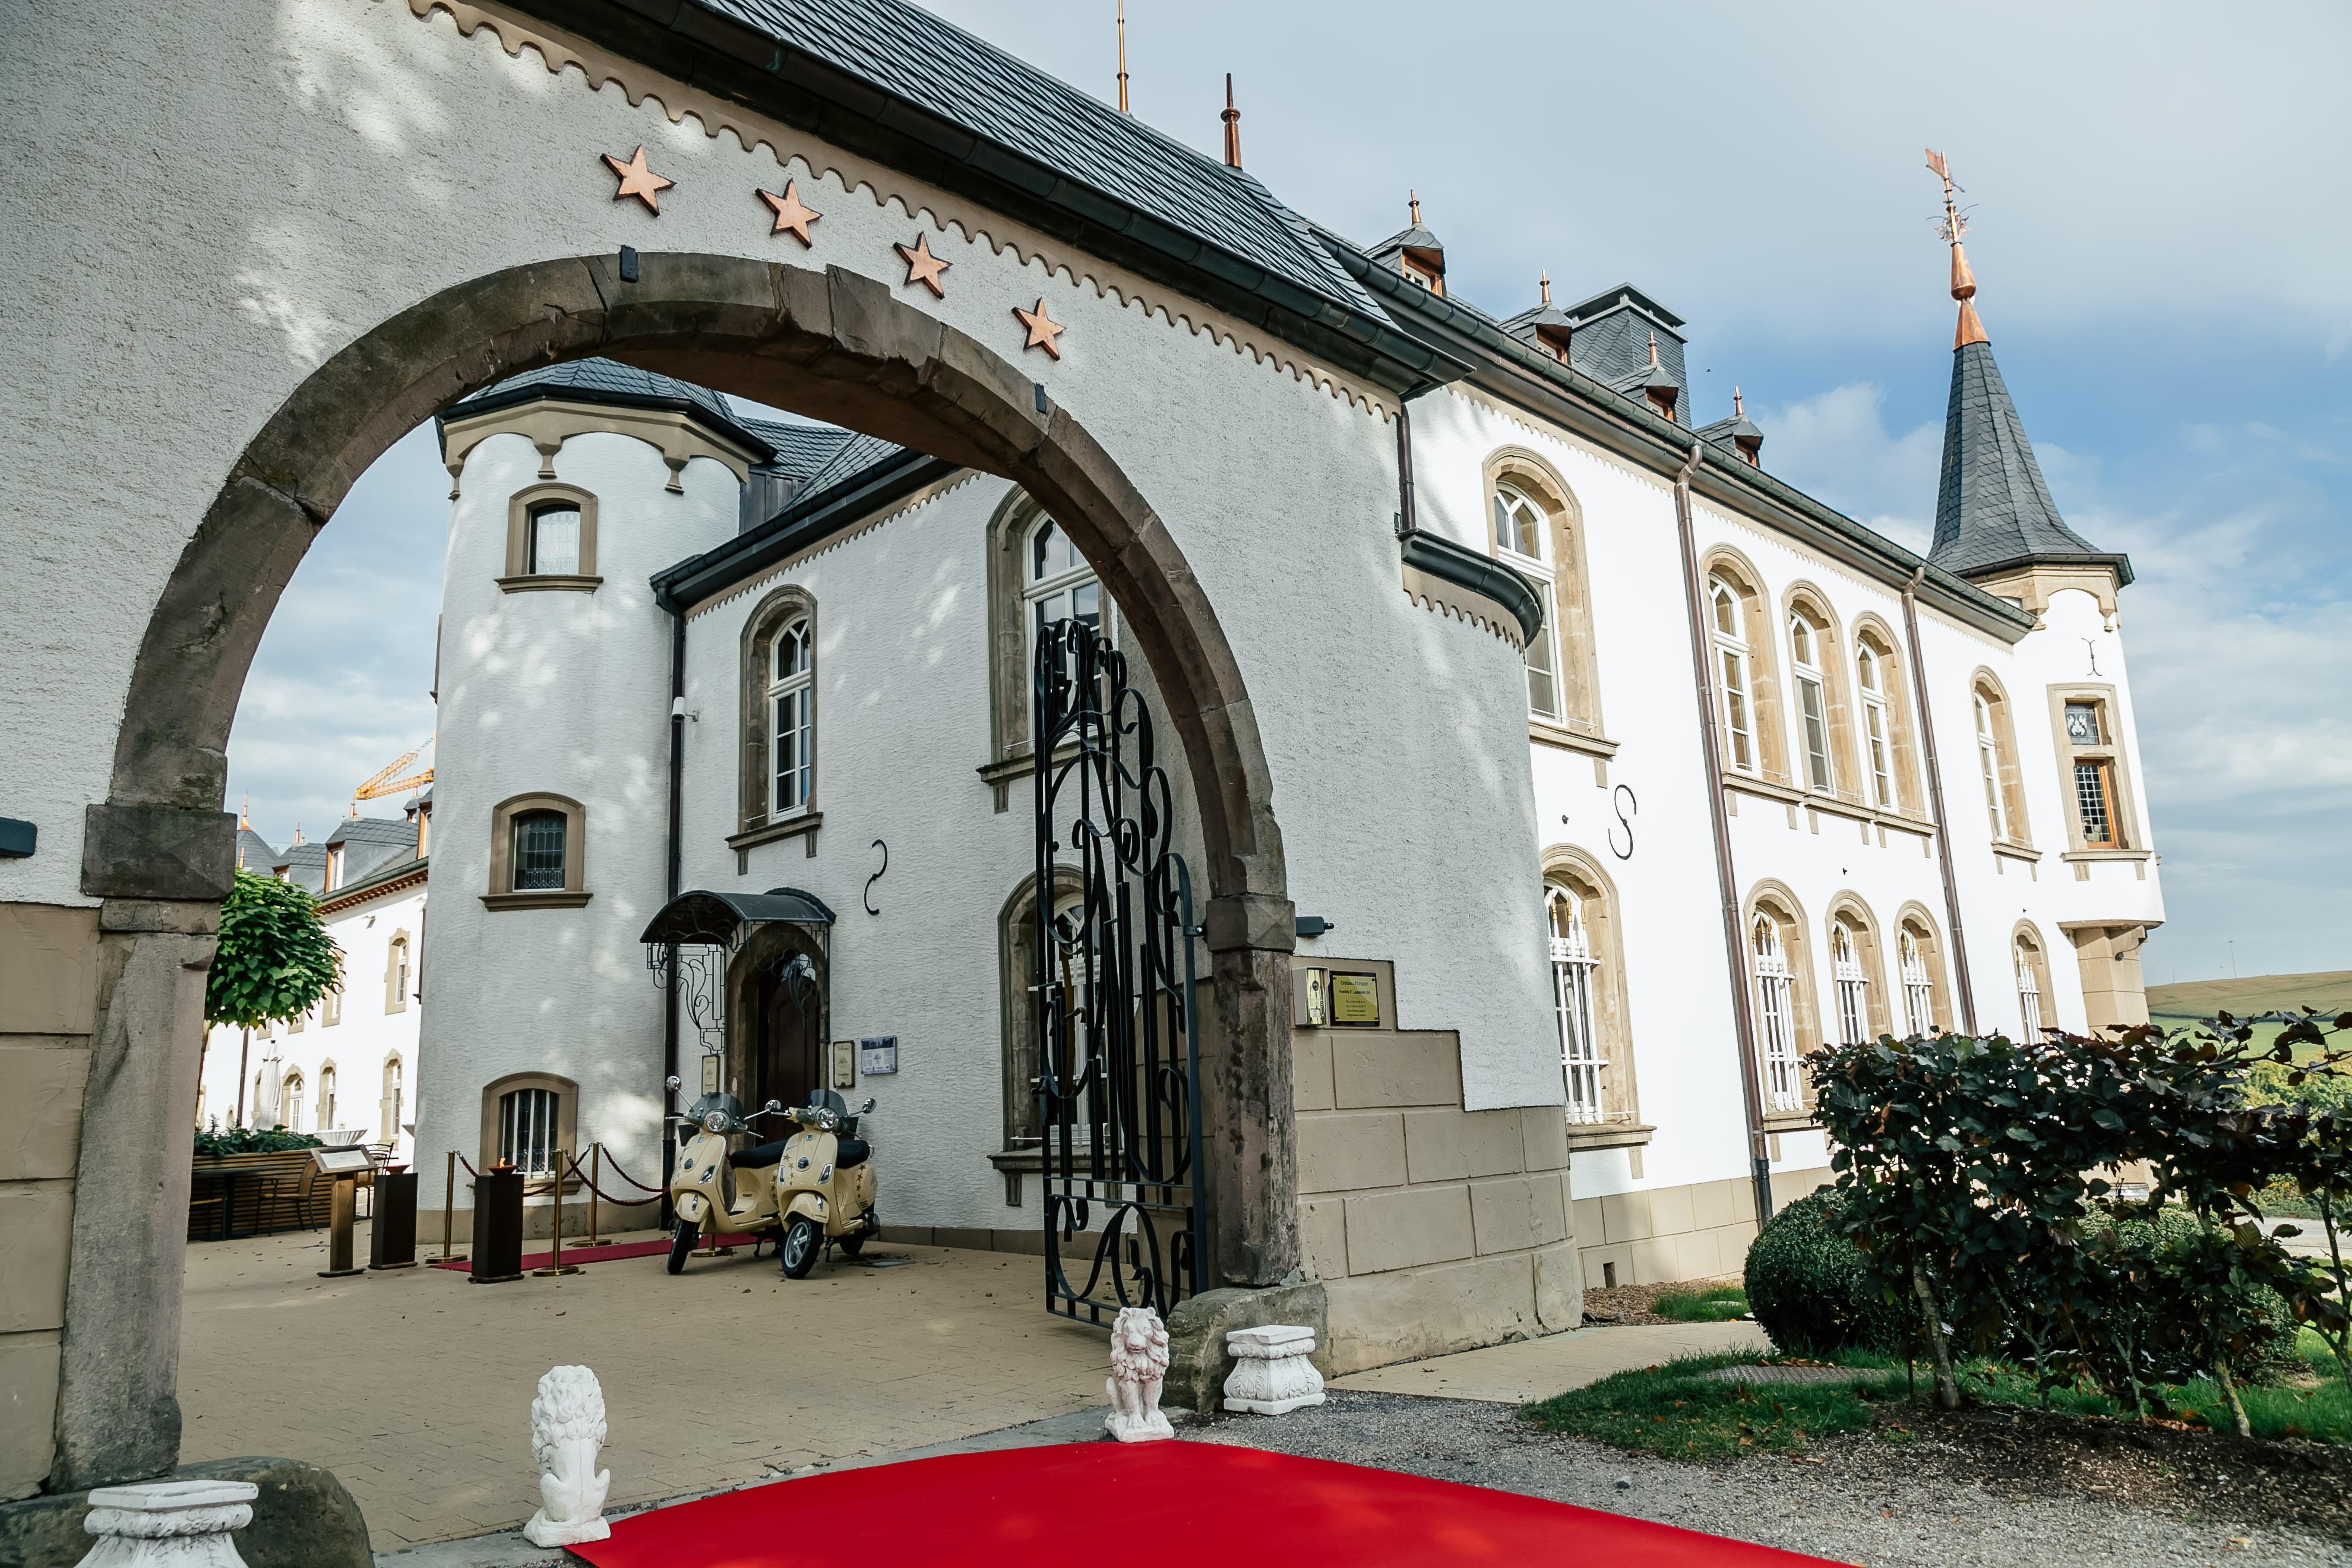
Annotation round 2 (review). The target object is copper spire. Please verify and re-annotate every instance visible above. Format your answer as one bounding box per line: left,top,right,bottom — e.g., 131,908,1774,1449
1733,386,1745,418
1926,147,1987,348
1647,330,1659,366
1538,272,1551,305
1116,2,1129,113
1221,73,1241,167
1408,190,1421,226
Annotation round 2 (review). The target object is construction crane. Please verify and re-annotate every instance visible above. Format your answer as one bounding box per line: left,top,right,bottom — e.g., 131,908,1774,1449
352,738,434,815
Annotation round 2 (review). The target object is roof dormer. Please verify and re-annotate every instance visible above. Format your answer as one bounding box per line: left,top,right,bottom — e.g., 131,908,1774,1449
1367,192,1445,297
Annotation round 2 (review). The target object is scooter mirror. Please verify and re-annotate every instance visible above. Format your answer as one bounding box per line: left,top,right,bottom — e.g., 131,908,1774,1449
764,1099,783,1112
664,1075,682,1092
859,1098,877,1115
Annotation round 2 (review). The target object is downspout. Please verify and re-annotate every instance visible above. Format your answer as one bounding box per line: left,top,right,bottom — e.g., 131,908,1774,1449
1902,568,1978,1031
661,607,686,1218
1393,396,1419,535
1671,440,1774,1234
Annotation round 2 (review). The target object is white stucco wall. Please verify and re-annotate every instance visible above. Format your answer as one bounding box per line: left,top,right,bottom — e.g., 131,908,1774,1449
415,429,739,1205
0,0,1564,1129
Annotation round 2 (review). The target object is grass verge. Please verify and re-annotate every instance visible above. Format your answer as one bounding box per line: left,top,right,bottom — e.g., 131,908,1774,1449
1651,1284,1750,1323
1522,1336,2352,1460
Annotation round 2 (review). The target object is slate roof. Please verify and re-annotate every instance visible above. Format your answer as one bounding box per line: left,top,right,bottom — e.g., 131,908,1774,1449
796,432,907,497
1930,340,2124,581
1368,223,1444,263
233,828,279,872
739,419,860,480
273,843,328,895
317,853,430,913
1695,413,1763,454
443,358,778,461
694,0,1380,321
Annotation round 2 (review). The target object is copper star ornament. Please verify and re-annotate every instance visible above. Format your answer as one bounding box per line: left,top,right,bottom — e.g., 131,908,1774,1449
758,179,821,246
602,146,674,213
894,232,951,298
1013,298,1066,360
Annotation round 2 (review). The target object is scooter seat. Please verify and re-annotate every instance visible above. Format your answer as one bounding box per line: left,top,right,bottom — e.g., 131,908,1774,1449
728,1139,789,1171
834,1138,871,1169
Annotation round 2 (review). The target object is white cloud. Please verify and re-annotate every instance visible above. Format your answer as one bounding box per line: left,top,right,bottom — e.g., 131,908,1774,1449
1750,382,1942,550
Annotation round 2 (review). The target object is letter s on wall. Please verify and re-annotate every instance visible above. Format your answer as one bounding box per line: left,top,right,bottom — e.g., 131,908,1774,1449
1608,785,1637,861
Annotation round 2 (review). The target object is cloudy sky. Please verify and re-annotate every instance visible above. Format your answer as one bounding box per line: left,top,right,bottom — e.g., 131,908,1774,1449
225,0,2351,985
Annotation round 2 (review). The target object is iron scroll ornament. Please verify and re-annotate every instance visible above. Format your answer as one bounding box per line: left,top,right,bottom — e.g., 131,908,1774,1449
865,838,886,916
1030,617,1207,1326
1608,784,1638,861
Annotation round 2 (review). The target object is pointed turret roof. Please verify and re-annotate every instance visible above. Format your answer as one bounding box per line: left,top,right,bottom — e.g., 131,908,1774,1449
1922,151,2127,584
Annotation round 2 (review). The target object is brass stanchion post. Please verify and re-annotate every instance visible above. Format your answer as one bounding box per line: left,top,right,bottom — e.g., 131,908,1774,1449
534,1150,579,1276
588,1143,601,1248
441,1149,456,1260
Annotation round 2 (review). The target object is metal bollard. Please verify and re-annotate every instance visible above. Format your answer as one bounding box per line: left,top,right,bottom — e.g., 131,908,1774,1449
588,1145,600,1248
534,1151,579,1276
441,1149,457,1260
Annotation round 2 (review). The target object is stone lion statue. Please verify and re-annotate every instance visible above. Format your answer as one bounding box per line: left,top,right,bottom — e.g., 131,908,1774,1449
1104,1305,1175,1443
524,1365,612,1546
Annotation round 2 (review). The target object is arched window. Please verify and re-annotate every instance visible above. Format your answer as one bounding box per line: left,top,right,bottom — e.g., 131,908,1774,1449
1831,923,1870,1047
1752,914,1801,1112
281,1072,306,1134
767,618,813,817
1547,883,1602,1121
999,870,1085,1155
485,793,589,908
1028,516,1102,643
1788,611,1835,792
317,1064,337,1131
384,932,410,1014
1857,644,1895,808
1494,482,1563,719
380,1054,404,1150
738,584,820,844
1710,576,1757,774
500,483,600,589
2014,926,2055,1039
1899,927,1937,1036
1971,676,2031,846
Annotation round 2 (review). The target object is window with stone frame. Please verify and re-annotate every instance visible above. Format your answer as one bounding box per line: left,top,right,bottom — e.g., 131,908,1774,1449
1831,922,1871,1047
1857,644,1896,808
484,794,589,908
1753,913,1803,1112
998,870,1085,1152
1899,924,1939,1036
281,1071,306,1134
1971,675,2032,846
1541,851,1639,1138
1851,620,1925,817
380,1054,404,1150
1788,610,1837,793
1486,458,1604,739
767,617,814,818
1711,577,1759,774
1024,516,1107,697
2014,925,2056,1039
2051,690,2135,852
317,1063,337,1131
737,583,820,839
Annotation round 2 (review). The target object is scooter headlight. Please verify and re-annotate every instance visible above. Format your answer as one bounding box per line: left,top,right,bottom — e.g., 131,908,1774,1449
701,1110,729,1134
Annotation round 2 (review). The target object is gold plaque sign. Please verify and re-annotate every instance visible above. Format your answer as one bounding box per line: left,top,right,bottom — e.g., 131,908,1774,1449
832,1039,857,1091
1302,967,1327,1028
1330,972,1380,1027
699,1054,721,1095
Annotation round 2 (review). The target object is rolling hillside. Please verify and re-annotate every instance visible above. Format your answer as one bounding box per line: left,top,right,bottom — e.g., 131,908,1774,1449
2145,970,2352,1022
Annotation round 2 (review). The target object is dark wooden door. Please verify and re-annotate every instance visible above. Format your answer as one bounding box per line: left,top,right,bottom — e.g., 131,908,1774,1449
755,973,823,1112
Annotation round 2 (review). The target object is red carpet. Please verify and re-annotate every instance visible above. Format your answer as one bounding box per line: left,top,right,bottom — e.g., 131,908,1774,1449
426,1235,758,1272
568,1441,1841,1567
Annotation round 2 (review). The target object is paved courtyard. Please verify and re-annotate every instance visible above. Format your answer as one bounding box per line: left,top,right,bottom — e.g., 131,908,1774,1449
178,1225,1107,1550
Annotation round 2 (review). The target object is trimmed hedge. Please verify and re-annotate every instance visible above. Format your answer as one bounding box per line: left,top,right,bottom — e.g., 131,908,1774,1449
1744,1191,1910,1356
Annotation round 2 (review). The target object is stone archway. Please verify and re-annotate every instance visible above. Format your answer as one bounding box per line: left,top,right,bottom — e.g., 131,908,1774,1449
61,251,1297,1493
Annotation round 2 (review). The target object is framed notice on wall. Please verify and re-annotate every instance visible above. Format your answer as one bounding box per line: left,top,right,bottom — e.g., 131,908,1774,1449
858,1036,900,1076
1301,967,1327,1028
1329,972,1380,1028
700,1054,721,1095
831,1039,857,1091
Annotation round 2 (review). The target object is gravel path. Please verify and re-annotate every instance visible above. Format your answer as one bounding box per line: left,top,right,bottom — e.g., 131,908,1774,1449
1191,1390,2352,1567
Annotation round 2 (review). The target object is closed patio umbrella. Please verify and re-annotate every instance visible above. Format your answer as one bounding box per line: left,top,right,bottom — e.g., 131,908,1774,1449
253,1055,282,1129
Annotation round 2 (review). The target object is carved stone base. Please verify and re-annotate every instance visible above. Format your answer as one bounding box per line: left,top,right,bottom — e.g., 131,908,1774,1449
523,1513,612,1547
1221,1324,1327,1415
74,1480,255,1568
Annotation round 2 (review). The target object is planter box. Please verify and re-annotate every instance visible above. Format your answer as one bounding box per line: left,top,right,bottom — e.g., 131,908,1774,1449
188,1150,333,1240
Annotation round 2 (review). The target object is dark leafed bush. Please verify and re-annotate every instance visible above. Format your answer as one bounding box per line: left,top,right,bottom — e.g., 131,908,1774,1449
1744,1191,1908,1357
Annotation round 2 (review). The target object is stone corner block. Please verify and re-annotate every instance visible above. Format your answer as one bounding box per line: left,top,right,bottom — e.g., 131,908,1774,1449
1164,1281,1329,1415
80,805,235,903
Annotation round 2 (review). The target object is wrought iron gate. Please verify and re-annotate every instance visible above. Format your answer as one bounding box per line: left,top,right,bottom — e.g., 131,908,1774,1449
1032,617,1207,1324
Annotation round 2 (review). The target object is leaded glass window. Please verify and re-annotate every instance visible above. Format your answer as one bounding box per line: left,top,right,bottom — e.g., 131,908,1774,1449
769,618,813,815
499,1087,559,1175
511,811,565,891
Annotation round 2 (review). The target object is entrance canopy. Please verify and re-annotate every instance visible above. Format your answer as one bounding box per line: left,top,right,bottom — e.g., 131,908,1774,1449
639,888,836,951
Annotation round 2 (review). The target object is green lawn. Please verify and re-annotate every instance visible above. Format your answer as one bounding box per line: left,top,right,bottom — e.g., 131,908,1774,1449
1522,1335,2352,1460
1651,1284,1750,1323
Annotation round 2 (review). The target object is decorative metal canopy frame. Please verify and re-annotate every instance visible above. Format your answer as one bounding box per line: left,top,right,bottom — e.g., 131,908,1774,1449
640,888,835,1055
1032,617,1207,1326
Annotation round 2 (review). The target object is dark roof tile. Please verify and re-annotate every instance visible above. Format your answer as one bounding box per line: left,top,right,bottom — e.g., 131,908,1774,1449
1931,340,2120,578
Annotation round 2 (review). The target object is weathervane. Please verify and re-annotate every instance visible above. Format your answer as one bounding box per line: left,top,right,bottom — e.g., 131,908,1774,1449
1924,147,1988,348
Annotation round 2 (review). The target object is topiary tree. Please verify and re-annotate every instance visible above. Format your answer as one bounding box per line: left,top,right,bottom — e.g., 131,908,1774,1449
202,870,343,1128
1744,1191,1910,1357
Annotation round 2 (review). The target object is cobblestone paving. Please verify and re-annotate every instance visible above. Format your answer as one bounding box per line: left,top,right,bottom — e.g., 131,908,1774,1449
178,1226,1105,1550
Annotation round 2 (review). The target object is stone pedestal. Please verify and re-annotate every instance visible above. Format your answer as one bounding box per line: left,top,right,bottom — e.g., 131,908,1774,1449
74,1480,254,1567
1221,1324,1327,1415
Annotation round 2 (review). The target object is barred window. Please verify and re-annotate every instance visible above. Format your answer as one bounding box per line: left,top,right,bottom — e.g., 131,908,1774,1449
1832,923,1870,1048
499,1086,560,1175
511,811,566,891
1899,928,1937,1036
1548,885,1604,1123
2074,759,2116,848
1753,914,1802,1113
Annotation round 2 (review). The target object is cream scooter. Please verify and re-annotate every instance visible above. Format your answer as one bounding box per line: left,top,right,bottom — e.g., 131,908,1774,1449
662,1079,792,1273
773,1089,880,1279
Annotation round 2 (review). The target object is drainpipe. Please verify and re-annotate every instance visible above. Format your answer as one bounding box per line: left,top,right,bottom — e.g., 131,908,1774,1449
1670,440,1774,1234
1902,568,1978,1032
1393,396,1419,535
660,608,685,1217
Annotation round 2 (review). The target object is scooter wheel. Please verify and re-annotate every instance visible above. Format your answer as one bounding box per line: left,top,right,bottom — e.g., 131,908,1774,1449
837,1232,865,1260
666,1218,699,1275
780,1215,820,1279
